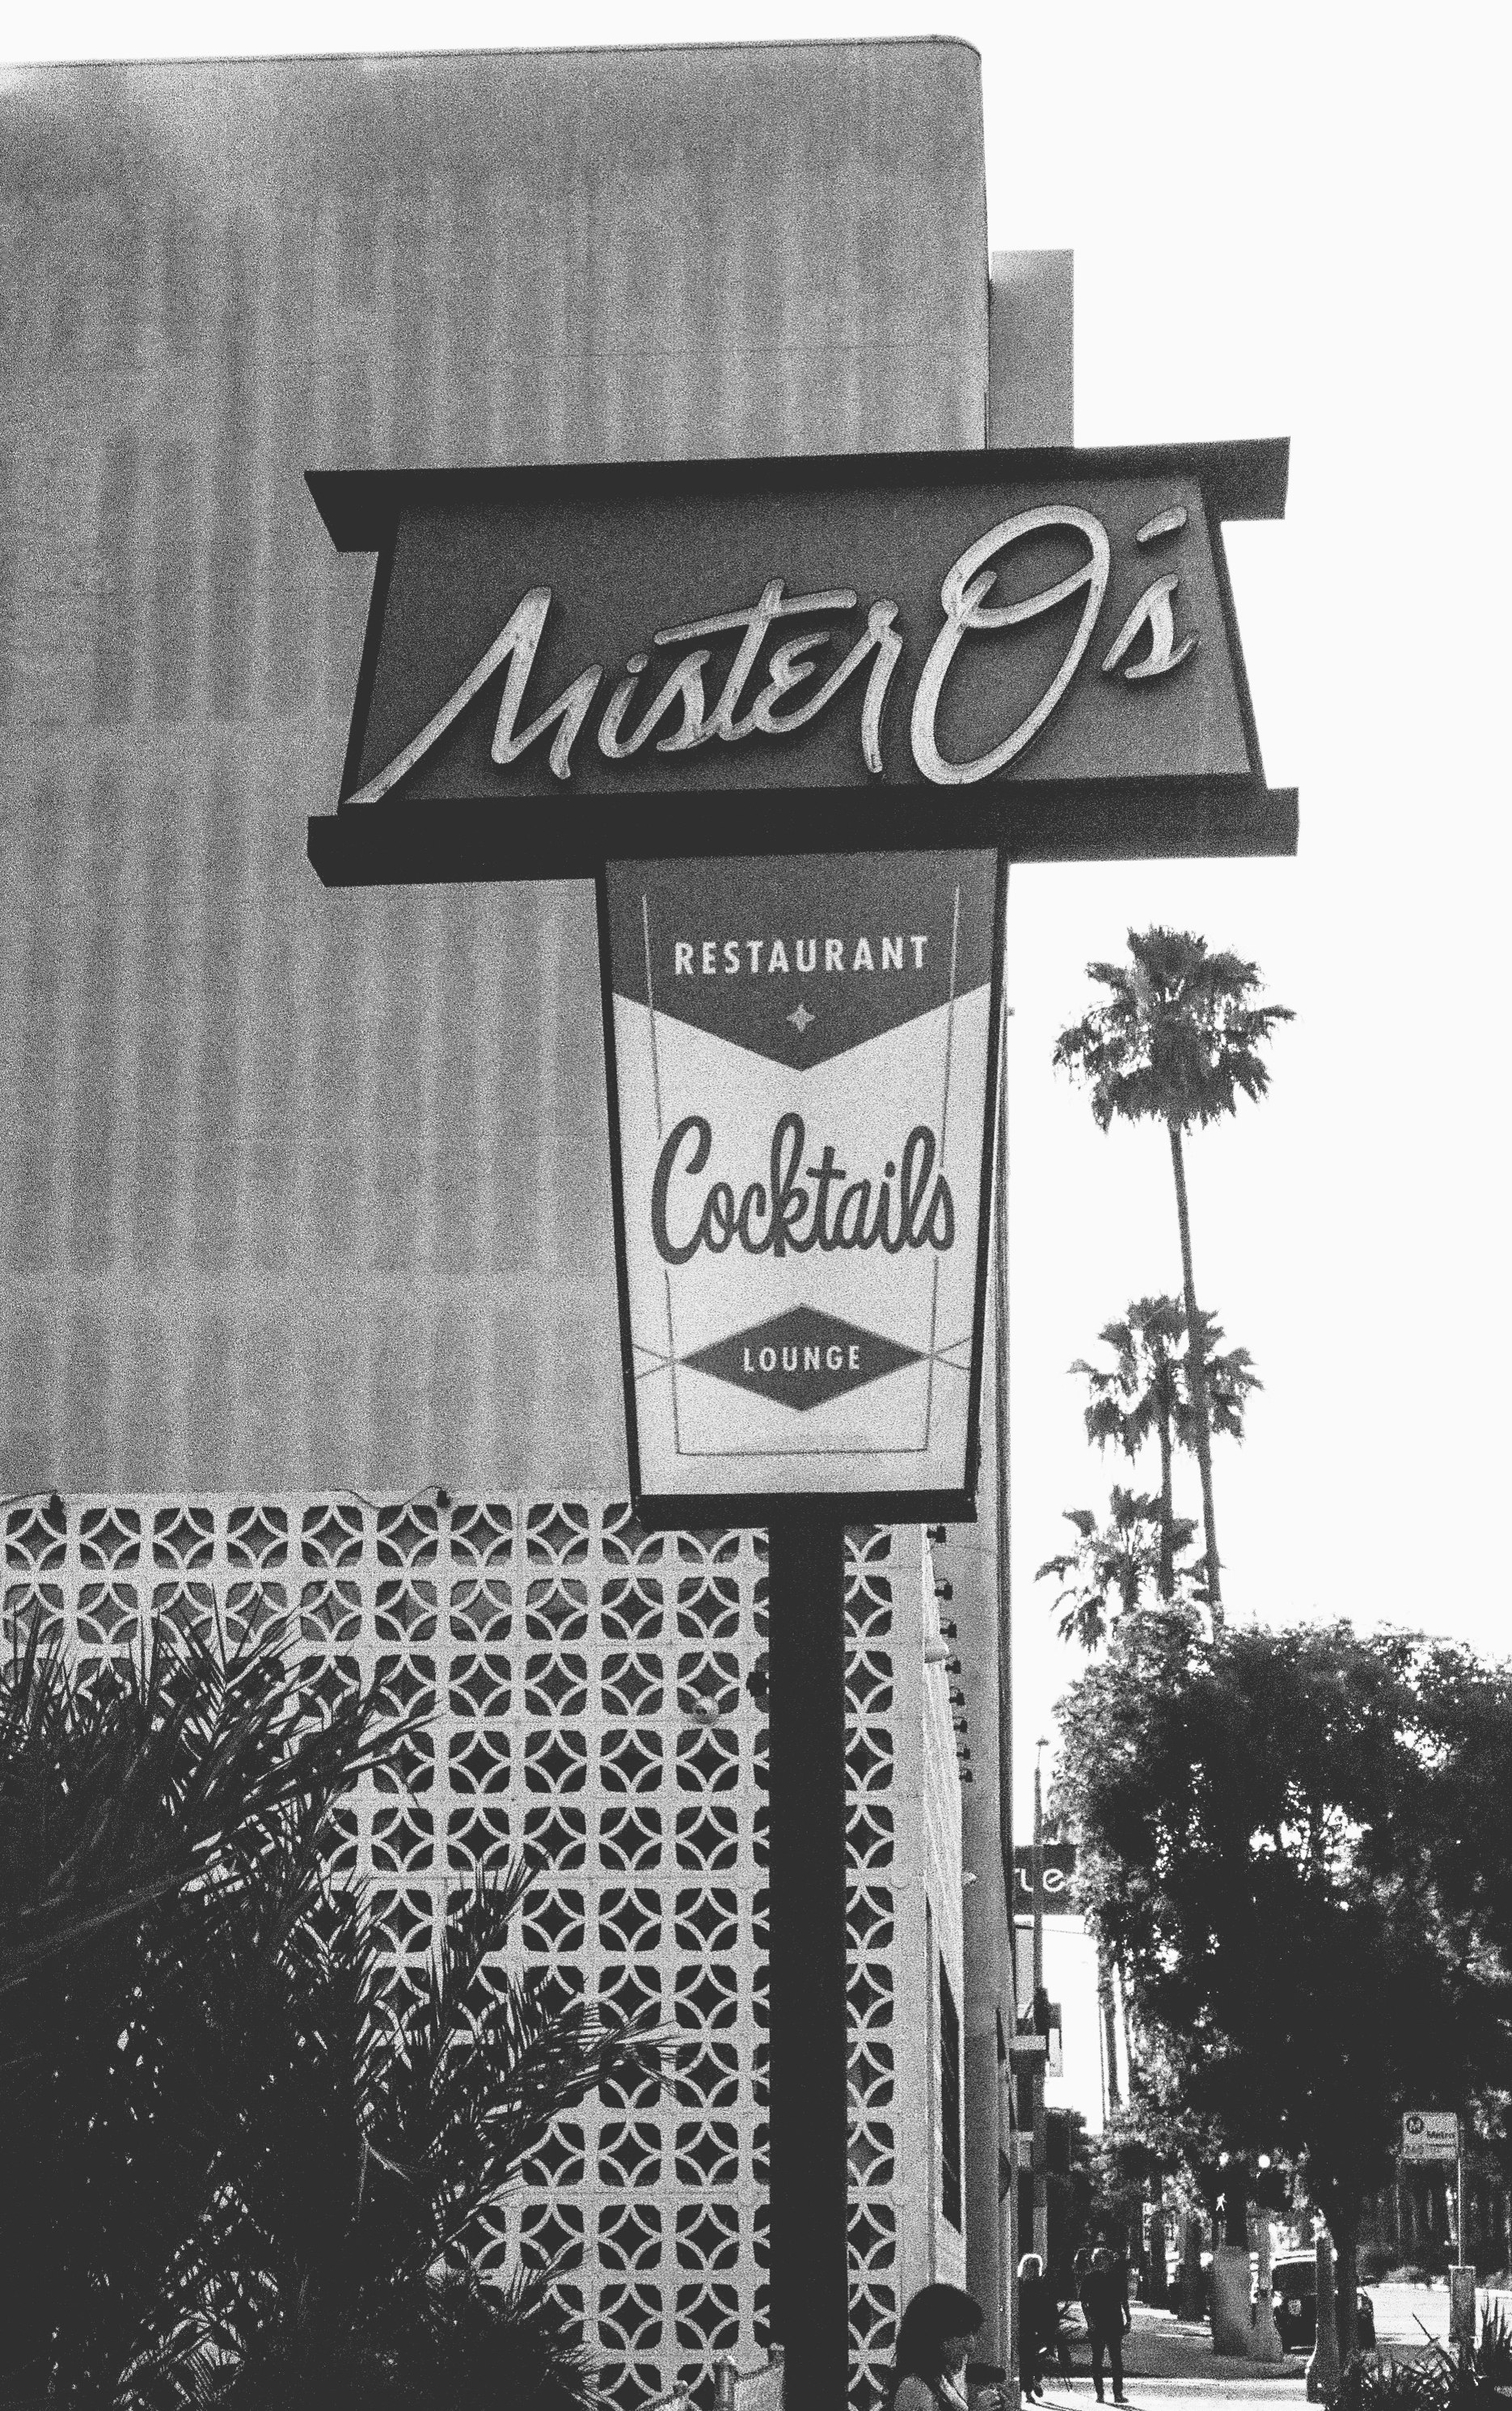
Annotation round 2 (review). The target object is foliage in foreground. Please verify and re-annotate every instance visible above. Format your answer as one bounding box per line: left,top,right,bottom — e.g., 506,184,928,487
1332,2304,1512,2411
1,1616,654,2409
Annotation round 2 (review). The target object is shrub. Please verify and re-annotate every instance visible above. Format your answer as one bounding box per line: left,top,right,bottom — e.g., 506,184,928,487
1331,2307,1512,2411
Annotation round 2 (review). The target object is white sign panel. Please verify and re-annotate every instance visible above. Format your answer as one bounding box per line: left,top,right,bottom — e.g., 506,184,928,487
602,851,1003,1514
1401,2111,1459,2163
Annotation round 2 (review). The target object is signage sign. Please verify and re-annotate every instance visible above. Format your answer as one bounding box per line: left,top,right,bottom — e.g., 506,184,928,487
1401,2112,1459,2164
598,848,1004,1521
1015,2003,1062,2077
307,442,1296,883
1012,1842,1079,1907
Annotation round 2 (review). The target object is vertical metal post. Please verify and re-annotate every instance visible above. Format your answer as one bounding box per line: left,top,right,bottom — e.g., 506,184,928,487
1032,1745,1048,2262
991,955,1019,2400
1449,2122,1475,2347
767,1511,850,2411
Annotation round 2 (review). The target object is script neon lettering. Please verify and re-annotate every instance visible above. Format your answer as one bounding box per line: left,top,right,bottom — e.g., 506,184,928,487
343,585,601,803
344,503,1203,805
910,507,1111,785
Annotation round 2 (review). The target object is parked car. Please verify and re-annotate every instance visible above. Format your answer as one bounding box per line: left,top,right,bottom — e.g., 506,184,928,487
1263,2256,1376,2353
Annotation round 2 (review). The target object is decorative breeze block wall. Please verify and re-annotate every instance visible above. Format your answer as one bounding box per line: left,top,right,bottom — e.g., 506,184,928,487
2,1491,961,2409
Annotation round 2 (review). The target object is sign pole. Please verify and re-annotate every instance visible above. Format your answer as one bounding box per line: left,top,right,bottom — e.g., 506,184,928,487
1451,2125,1475,2349
767,1508,851,2411
1030,1748,1048,2262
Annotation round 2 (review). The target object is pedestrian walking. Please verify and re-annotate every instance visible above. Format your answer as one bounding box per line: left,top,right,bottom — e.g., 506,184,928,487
881,2283,1008,2411
1016,2255,1053,2400
1079,2247,1131,2405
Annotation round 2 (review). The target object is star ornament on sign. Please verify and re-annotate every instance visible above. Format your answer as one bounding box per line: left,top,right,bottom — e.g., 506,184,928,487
787,1001,815,1033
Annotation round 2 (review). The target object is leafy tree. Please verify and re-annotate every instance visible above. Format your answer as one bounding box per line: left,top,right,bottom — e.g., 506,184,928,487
1036,1486,1201,1648
1073,1296,1260,1600
1055,1616,1512,2356
1401,1649,1512,1977
1054,928,1293,1628
1044,2107,1103,2290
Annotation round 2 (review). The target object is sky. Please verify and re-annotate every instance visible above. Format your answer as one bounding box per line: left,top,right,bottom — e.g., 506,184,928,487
6,0,1510,1832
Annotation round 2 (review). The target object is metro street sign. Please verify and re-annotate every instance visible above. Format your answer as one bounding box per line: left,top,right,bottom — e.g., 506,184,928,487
1401,2111,1460,2163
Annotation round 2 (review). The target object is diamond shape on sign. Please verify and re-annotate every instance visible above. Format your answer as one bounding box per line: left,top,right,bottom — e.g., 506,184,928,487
683,1305,923,1411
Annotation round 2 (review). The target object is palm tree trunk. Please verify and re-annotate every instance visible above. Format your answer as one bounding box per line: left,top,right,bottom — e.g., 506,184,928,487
1168,1123,1223,1632
1097,1946,1121,2112
1157,1406,1174,1599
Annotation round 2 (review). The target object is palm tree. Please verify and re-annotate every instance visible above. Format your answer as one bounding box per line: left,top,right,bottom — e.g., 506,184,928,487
1073,1295,1261,1600
1035,1486,1202,1649
1054,929,1292,1631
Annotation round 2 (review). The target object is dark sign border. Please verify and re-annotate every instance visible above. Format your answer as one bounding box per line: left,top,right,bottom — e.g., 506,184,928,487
593,846,1010,1529
306,440,1295,887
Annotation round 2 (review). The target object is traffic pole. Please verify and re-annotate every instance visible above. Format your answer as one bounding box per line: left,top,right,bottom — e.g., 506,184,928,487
1031,1745,1048,2263
1450,2121,1475,2349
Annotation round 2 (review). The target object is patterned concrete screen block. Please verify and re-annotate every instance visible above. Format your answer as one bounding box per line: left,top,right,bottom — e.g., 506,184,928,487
0,44,989,1499
2,1492,960,2411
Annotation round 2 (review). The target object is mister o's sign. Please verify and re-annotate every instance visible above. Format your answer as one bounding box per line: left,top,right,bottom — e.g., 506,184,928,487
308,442,1293,882
310,442,1294,1517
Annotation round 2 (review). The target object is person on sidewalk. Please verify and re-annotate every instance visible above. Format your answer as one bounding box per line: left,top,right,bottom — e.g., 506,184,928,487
1079,2247,1131,2405
881,2283,1008,2411
1016,2255,1053,2401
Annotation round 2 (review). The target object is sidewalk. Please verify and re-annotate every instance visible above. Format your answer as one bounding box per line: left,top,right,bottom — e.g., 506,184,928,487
1023,2277,1508,2406
1033,2305,1306,2411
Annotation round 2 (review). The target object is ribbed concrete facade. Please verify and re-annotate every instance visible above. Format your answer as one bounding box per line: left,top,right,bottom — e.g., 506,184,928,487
0,44,987,1496
1,43,995,2409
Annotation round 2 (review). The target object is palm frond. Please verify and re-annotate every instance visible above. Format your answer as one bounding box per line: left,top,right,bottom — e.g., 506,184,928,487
1054,926,1293,1137
1037,1489,1204,1649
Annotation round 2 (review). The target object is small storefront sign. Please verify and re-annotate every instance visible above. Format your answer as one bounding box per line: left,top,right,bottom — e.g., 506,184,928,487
1012,1842,1079,1905
598,848,1003,1519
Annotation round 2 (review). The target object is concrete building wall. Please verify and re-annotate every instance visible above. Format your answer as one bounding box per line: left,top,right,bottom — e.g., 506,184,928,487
935,1267,1016,2362
988,252,1073,448
0,42,987,1497
921,1534,969,2293
0,43,995,2411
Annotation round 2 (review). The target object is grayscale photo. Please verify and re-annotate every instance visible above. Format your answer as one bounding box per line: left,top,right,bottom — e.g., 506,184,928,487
1,8,1506,2410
